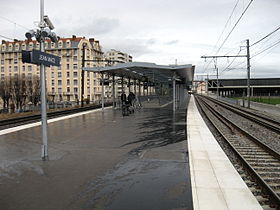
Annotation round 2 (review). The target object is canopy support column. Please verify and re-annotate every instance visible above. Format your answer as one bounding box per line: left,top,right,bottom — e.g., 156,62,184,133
173,72,176,112
112,74,115,108
101,73,104,111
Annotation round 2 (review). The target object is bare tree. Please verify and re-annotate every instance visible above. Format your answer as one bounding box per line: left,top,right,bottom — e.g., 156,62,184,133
10,75,27,110
26,75,40,106
0,77,12,110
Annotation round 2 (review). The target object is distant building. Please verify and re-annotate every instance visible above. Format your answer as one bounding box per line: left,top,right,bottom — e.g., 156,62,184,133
105,49,132,65
104,49,133,96
0,36,105,104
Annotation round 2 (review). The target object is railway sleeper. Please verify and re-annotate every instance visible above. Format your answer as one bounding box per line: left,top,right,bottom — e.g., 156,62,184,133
249,163,280,167
242,156,275,160
246,159,280,163
237,150,267,153
258,171,280,177
254,167,280,172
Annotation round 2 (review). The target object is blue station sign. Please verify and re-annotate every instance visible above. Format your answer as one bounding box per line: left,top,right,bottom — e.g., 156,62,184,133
22,50,60,67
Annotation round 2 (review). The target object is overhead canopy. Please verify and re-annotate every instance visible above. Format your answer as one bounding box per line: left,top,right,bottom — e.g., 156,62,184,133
83,62,195,85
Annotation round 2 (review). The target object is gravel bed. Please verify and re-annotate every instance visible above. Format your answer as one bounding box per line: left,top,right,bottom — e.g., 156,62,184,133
201,97,280,154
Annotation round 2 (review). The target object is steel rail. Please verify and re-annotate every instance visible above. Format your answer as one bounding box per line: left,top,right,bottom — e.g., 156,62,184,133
0,103,112,128
195,95,280,206
199,95,280,134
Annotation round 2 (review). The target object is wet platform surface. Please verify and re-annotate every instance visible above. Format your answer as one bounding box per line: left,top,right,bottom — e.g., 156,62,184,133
0,101,192,210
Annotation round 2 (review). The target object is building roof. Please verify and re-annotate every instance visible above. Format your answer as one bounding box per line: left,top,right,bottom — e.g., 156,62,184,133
83,62,195,84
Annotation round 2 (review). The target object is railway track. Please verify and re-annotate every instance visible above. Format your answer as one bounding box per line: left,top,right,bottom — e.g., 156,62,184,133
195,95,280,209
0,103,112,130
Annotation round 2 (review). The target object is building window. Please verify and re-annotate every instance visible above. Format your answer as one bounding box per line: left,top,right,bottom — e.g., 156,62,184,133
58,72,62,78
1,45,6,51
67,72,70,77
73,72,78,77
28,43,33,50
74,87,78,93
9,66,11,72
22,66,25,71
73,56,78,62
67,64,70,70
67,87,70,92
52,87,55,93
1,67,4,72
58,80,62,86
14,66,18,72
1,58,4,65
66,41,71,48
28,66,32,71
51,72,55,78
51,80,55,86
14,59,18,64
9,60,11,65
58,88,62,93
58,41,63,48
73,79,78,86
73,64,78,69
67,79,70,85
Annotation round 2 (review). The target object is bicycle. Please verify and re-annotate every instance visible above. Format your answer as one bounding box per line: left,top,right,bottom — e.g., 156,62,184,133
121,102,130,116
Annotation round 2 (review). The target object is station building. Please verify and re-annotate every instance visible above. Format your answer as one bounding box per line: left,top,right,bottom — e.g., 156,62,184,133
207,78,280,97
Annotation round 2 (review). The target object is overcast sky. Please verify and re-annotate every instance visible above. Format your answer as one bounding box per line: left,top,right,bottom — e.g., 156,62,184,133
1,0,280,79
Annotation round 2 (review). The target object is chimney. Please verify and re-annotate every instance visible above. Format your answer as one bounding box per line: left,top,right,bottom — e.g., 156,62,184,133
89,38,95,42
72,35,76,39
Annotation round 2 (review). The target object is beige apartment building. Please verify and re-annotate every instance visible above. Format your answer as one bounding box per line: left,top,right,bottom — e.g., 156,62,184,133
0,36,105,104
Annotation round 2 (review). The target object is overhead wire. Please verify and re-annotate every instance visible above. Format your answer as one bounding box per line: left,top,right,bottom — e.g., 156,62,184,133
202,0,241,73
251,39,280,59
220,48,243,73
215,0,254,55
0,15,30,30
211,0,240,54
202,0,254,73
0,34,14,41
250,25,280,47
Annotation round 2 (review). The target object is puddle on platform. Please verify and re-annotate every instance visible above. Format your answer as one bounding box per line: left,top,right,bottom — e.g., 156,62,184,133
76,157,193,210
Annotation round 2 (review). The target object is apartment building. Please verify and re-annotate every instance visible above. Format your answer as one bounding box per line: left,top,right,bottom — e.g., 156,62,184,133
104,49,133,97
105,49,132,65
0,36,104,104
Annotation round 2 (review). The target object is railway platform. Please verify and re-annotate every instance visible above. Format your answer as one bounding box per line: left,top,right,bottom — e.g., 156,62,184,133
0,99,192,210
187,95,262,210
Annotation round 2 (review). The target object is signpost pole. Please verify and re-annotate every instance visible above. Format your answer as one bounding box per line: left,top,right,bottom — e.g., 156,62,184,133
40,0,49,160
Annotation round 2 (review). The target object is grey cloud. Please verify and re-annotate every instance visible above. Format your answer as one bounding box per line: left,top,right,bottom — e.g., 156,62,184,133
164,40,179,45
103,38,157,57
55,17,120,37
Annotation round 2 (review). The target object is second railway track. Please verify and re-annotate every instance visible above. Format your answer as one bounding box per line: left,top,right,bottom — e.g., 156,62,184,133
195,94,280,209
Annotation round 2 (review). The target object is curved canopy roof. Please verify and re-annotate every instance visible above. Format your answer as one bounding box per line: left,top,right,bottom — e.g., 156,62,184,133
83,62,195,85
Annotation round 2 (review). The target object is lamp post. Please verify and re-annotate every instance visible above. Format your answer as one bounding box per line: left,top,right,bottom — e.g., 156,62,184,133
25,0,59,160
